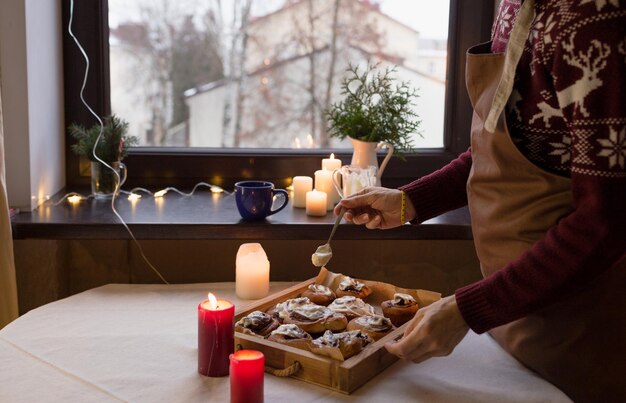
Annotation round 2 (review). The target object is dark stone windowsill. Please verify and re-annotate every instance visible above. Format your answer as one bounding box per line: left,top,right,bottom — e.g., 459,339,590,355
11,189,472,240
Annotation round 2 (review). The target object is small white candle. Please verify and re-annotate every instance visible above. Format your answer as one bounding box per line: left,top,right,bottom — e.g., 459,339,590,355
292,176,313,208
322,154,342,204
235,243,270,300
314,169,334,211
306,189,327,217
322,153,342,171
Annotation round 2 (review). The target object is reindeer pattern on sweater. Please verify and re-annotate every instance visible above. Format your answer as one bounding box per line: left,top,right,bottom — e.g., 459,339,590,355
493,0,626,178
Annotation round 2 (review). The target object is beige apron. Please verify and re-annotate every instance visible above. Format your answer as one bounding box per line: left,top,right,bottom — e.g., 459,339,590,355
465,1,626,400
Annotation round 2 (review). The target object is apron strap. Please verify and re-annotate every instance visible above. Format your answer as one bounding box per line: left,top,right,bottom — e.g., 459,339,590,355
484,0,535,133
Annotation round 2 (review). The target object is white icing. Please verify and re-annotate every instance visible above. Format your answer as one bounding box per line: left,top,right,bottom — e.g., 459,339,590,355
393,293,416,306
236,311,271,329
308,284,333,296
339,330,373,344
271,324,308,339
338,277,365,292
311,247,332,267
328,296,375,317
355,315,393,332
313,329,373,348
273,297,312,319
292,304,333,321
313,330,340,347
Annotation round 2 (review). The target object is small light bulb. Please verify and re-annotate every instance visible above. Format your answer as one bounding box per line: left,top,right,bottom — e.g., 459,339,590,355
128,193,141,202
154,189,168,198
210,185,224,194
68,195,82,204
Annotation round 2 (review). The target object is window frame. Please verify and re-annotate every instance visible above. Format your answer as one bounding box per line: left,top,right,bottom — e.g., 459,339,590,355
62,0,494,190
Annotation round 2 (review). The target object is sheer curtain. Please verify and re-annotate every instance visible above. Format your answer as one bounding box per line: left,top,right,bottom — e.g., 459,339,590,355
0,77,19,328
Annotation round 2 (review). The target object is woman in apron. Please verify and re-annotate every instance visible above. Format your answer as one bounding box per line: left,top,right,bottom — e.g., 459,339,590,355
337,1,626,400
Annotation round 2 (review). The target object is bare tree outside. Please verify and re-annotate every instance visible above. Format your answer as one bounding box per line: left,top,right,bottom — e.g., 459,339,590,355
110,0,224,146
109,0,450,149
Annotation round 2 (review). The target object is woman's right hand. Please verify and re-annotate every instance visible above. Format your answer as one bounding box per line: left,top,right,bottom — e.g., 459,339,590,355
334,187,416,229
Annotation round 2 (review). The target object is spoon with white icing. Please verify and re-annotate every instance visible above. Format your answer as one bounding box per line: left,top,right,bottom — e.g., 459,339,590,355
312,207,346,267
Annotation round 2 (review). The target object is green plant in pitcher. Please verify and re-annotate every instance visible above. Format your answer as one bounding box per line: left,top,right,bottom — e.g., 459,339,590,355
325,63,421,156
69,115,137,197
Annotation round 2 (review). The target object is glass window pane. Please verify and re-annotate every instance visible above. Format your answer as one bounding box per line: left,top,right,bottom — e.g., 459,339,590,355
109,0,449,149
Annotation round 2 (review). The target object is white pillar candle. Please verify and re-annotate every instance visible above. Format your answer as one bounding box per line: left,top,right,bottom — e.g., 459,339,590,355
314,169,334,211
292,176,312,208
322,153,342,171
306,189,327,217
321,153,342,204
235,243,270,300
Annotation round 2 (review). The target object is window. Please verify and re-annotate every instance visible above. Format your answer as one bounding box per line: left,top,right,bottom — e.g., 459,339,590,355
62,0,494,189
108,0,449,149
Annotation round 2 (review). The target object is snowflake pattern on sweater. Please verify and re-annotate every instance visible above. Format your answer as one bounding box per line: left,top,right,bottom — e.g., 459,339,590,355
499,0,626,178
401,0,626,337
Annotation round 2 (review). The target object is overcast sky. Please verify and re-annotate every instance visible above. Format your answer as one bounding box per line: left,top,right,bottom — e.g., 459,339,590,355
379,0,449,39
110,0,450,40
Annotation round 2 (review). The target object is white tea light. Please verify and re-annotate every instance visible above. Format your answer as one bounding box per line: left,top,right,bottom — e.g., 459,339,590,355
292,176,313,208
235,243,270,299
306,189,327,217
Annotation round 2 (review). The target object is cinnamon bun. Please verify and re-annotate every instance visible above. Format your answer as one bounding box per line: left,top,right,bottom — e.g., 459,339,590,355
310,330,374,361
381,293,419,327
235,311,280,337
267,324,313,350
301,284,336,306
347,315,394,341
327,296,376,321
266,297,312,321
283,304,347,334
335,276,372,300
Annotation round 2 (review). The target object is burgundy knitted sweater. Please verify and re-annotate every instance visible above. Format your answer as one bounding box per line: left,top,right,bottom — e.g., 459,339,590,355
400,0,626,333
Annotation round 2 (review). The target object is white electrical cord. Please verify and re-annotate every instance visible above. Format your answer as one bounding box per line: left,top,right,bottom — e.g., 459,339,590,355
68,0,172,284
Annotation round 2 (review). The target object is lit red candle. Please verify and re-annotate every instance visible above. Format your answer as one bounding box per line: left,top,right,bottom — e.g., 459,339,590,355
198,293,234,377
230,350,265,403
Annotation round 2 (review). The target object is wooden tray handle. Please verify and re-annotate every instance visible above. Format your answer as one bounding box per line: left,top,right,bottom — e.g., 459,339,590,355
265,361,302,377
236,343,302,377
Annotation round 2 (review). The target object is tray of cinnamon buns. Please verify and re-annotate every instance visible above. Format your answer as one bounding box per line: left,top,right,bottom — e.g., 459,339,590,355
234,267,440,394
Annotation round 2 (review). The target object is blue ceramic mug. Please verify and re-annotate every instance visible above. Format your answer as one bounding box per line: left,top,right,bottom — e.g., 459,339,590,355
234,181,289,221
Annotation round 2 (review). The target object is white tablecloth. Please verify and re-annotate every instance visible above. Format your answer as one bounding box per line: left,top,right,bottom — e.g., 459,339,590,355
0,283,572,402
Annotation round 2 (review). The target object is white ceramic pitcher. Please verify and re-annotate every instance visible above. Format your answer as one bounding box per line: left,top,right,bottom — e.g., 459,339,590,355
349,137,394,186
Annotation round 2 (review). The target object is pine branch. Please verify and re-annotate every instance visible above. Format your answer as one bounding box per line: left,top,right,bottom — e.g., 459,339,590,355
325,63,421,156
68,115,138,163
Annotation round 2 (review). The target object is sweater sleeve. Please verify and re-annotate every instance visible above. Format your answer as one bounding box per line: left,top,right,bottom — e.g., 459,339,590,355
398,149,471,223
456,5,626,333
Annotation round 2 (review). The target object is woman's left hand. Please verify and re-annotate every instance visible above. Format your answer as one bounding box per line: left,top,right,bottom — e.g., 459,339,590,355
385,295,470,363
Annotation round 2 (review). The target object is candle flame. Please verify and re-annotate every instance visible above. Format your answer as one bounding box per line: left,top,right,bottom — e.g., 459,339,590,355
208,293,218,310
330,153,335,159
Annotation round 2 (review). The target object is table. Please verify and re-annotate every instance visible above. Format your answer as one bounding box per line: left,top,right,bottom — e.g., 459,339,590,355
0,283,572,402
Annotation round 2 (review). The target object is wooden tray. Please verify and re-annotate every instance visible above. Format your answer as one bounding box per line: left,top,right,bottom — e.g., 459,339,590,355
234,268,441,394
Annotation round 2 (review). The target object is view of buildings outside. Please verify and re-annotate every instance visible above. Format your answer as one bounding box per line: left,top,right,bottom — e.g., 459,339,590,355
109,0,449,149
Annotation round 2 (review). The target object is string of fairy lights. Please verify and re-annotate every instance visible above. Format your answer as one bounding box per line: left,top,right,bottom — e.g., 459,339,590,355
53,182,228,206
66,0,297,284
66,0,236,284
